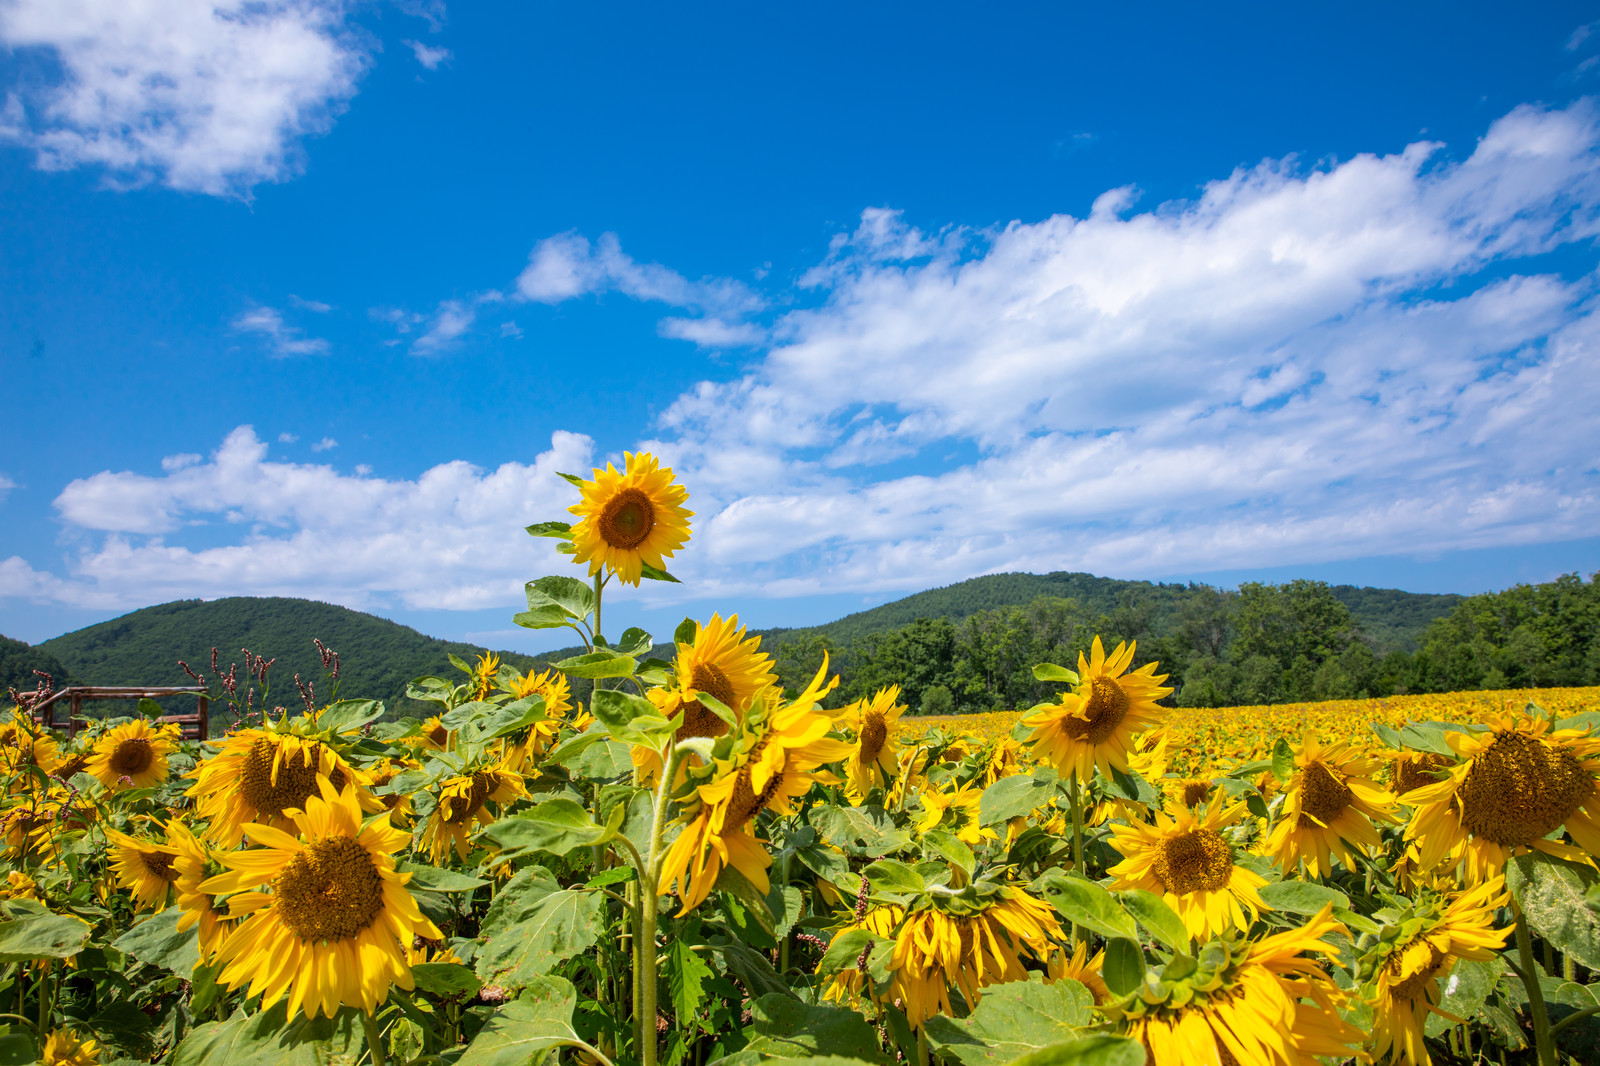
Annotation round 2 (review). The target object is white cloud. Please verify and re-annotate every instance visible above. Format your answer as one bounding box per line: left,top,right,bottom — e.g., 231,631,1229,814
311,437,337,452
411,299,475,354
658,317,764,347
278,432,299,443
288,294,332,312
18,427,595,611
500,321,524,339
0,474,14,504
0,0,377,197
405,38,451,70
1569,20,1600,51
232,306,330,357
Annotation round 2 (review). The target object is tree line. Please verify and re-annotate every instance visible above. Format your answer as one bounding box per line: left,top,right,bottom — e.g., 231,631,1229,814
769,572,1600,712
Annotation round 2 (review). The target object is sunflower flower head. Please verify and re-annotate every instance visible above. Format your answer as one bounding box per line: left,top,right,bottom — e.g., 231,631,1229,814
1047,940,1110,1006
420,761,526,864
103,825,181,911
1266,730,1397,877
41,1029,100,1066
501,667,571,770
84,719,179,791
470,652,501,701
1022,637,1172,781
837,686,906,801
167,819,236,962
568,451,693,586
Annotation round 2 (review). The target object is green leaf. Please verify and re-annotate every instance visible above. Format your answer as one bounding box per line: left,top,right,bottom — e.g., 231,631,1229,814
411,962,484,997
980,775,1055,826
110,907,199,973
571,739,634,780
923,977,1094,1066
717,865,778,949
1099,938,1145,1000
668,940,715,1024
640,562,682,583
1271,737,1294,782
138,697,166,720
475,868,604,990
1424,958,1504,1038
768,883,805,939
674,617,699,646
1009,1037,1146,1066
708,934,796,999
1035,872,1139,942
1396,723,1460,756
0,901,91,964
1032,663,1080,685
525,520,574,539
555,649,639,679
167,1003,363,1066
591,688,669,743
922,829,975,876
514,605,574,630
555,471,587,486
527,576,595,620
397,861,488,894
722,994,887,1063
1104,766,1159,806
1508,851,1600,970
479,797,617,860
460,694,547,744
448,652,473,675
543,725,611,767
864,859,926,897
456,976,594,1066
1256,880,1351,916
315,699,383,734
615,626,655,657
1117,889,1189,951
818,929,879,975
0,1033,35,1066
1372,723,1403,749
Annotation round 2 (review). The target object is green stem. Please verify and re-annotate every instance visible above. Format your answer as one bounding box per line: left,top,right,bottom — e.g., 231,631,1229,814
915,1023,930,1066
1068,772,1084,947
362,1010,388,1066
778,849,793,974
593,573,604,646
1514,901,1557,1066
639,743,691,1066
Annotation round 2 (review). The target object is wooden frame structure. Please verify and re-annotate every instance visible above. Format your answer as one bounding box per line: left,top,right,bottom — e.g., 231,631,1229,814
28,686,209,740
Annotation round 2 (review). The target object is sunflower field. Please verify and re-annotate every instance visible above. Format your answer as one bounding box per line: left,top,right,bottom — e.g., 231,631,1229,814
5,455,1600,1066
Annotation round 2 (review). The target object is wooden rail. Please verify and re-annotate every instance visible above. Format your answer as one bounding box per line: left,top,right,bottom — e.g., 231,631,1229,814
28,686,209,740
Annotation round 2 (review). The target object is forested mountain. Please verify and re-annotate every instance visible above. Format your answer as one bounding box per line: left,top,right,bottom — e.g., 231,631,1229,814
0,635,72,697
37,598,543,719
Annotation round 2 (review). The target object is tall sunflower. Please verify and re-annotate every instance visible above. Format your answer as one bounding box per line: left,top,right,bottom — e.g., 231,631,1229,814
568,451,693,586
1365,878,1510,1066
1022,637,1172,781
186,728,378,846
886,884,1064,1028
635,613,776,784
419,762,525,864
1405,710,1600,881
167,819,234,962
201,781,442,1019
103,826,180,911
1109,905,1365,1066
658,660,851,913
1266,731,1397,877
84,720,178,791
837,686,905,800
1106,795,1269,941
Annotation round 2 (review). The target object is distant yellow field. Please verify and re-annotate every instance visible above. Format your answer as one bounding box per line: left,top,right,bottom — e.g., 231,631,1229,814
907,685,1600,776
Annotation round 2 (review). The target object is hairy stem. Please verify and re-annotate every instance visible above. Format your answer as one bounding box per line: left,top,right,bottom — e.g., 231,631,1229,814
1514,901,1556,1066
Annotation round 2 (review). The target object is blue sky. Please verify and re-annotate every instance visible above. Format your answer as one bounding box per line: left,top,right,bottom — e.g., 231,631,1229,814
3,1,1600,652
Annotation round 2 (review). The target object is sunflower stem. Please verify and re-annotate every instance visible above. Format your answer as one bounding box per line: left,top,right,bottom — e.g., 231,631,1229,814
1068,771,1084,947
639,742,691,1066
593,572,604,646
1514,900,1557,1066
362,1010,388,1066
915,1022,930,1066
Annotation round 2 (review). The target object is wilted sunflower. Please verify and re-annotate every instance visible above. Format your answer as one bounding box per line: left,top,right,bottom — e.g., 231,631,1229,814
84,720,178,791
167,819,234,961
1047,940,1110,1006
1406,710,1600,881
568,451,693,586
887,884,1064,1027
837,686,905,800
635,613,776,784
202,781,442,1019
1366,878,1510,1066
659,660,851,913
419,762,525,864
1106,795,1269,941
1022,637,1172,781
41,1029,100,1066
1110,905,1364,1066
186,728,377,846
1266,731,1396,877
103,825,180,911
1,870,40,902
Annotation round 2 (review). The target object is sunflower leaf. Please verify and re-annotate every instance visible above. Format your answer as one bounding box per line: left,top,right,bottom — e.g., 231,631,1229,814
397,862,488,894
527,576,595,621
1270,738,1295,781
1507,851,1600,971
478,797,615,860
0,901,92,965
667,940,715,1024
1008,1036,1147,1066
456,976,593,1066
554,471,587,486
1256,880,1350,916
411,962,483,997
554,649,639,679
1034,872,1140,942
980,775,1055,826
717,995,888,1064
923,976,1095,1066
525,520,574,539
110,907,198,974
314,699,384,734
641,562,682,583
1117,889,1189,951
674,617,699,646
1032,663,1080,685
475,869,603,989
166,1003,364,1066
1099,937,1145,1000
864,859,926,897
921,829,975,876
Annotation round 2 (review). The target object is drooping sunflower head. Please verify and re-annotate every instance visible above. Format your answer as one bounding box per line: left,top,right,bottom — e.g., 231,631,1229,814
1267,731,1396,878
201,780,442,1019
471,652,501,701
1405,710,1600,880
568,451,693,586
1022,637,1172,781
411,716,452,752
1173,776,1214,809
185,727,377,846
84,719,179,791
1107,795,1268,941
420,762,526,864
166,819,234,962
838,686,906,800
104,825,181,911
1389,750,1452,798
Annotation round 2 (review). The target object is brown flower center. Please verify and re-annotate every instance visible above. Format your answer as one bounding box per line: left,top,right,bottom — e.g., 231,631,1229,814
425,722,450,748
109,738,155,777
238,739,347,820
1297,760,1352,828
1150,827,1234,894
1457,731,1593,846
1181,780,1212,807
678,662,736,742
273,836,384,942
1387,941,1447,1002
1063,677,1131,744
139,850,179,884
444,772,495,825
859,712,889,768
727,737,782,831
598,488,656,550
1393,753,1451,796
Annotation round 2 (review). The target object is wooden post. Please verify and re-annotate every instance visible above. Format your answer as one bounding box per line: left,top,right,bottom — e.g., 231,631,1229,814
197,694,209,741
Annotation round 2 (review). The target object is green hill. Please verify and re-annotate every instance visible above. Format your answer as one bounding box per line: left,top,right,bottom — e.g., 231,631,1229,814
0,635,73,698
38,597,543,722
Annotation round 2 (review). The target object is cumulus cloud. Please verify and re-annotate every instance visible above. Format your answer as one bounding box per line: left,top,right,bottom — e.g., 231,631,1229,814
8,427,595,610
311,437,337,452
405,39,451,70
0,0,381,197
411,299,476,354
232,306,330,357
